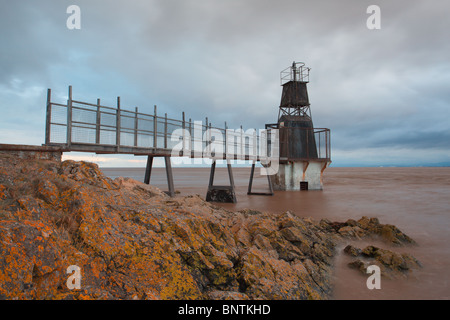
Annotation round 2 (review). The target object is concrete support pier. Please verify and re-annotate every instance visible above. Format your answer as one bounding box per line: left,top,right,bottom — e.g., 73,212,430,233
271,160,330,191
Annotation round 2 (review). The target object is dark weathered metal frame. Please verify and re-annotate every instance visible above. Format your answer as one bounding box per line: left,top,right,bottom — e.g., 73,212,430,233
247,160,274,196
265,123,331,162
144,155,175,197
206,159,237,203
280,62,310,85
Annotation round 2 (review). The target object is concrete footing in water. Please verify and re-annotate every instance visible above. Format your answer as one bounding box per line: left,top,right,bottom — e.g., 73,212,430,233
270,160,330,191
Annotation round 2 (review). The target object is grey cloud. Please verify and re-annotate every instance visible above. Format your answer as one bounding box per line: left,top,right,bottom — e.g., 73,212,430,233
0,0,449,166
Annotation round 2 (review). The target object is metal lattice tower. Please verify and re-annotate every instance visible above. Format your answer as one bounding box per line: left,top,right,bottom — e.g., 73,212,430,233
278,61,312,121
266,61,331,191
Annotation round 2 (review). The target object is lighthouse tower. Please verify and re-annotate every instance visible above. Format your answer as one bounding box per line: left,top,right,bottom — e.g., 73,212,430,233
267,62,331,190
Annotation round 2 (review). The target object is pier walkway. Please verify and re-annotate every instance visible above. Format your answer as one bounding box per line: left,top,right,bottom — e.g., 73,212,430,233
43,86,281,201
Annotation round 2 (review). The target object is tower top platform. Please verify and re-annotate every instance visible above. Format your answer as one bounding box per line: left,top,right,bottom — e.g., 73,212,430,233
280,61,310,85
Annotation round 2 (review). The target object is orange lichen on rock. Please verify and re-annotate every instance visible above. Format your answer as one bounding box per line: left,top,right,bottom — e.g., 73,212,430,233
0,184,7,200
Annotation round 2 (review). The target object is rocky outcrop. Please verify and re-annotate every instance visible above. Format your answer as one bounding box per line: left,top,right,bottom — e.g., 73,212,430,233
344,245,422,279
0,154,419,300
320,217,417,246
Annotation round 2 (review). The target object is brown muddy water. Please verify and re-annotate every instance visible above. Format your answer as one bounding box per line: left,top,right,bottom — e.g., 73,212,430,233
101,166,450,300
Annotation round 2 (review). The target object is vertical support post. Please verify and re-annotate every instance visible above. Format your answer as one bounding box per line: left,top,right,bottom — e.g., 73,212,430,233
164,156,175,197
164,113,168,149
134,107,138,147
205,117,208,157
253,128,257,161
144,155,153,184
206,122,212,157
247,160,256,194
182,112,185,155
67,86,73,147
329,130,331,160
227,160,235,190
153,105,157,149
318,130,321,158
240,125,243,160
116,97,121,151
224,121,227,159
326,130,329,160
208,160,216,190
189,118,192,156
266,167,274,195
227,160,237,203
209,122,212,157
96,98,101,145
45,88,52,145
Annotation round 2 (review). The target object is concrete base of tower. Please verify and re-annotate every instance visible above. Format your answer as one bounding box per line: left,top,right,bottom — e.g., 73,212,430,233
270,160,330,191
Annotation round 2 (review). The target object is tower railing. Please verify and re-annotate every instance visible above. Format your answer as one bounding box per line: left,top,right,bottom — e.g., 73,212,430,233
280,62,310,85
265,123,330,162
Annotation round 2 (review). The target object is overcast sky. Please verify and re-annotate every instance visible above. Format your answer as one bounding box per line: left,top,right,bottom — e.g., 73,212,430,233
1,0,449,167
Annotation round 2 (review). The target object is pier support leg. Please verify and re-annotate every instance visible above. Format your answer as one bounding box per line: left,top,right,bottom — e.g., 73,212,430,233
207,159,216,191
144,155,175,197
247,161,274,196
144,156,153,185
164,156,175,197
206,160,237,203
227,160,235,194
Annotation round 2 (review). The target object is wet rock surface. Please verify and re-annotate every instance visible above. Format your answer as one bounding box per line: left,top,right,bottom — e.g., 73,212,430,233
0,154,420,299
344,244,422,280
321,217,417,246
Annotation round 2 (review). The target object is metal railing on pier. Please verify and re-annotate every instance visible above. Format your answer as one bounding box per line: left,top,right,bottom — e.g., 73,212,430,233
45,86,278,161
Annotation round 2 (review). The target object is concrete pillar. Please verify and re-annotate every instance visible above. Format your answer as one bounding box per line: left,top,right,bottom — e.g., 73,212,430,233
270,160,330,191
